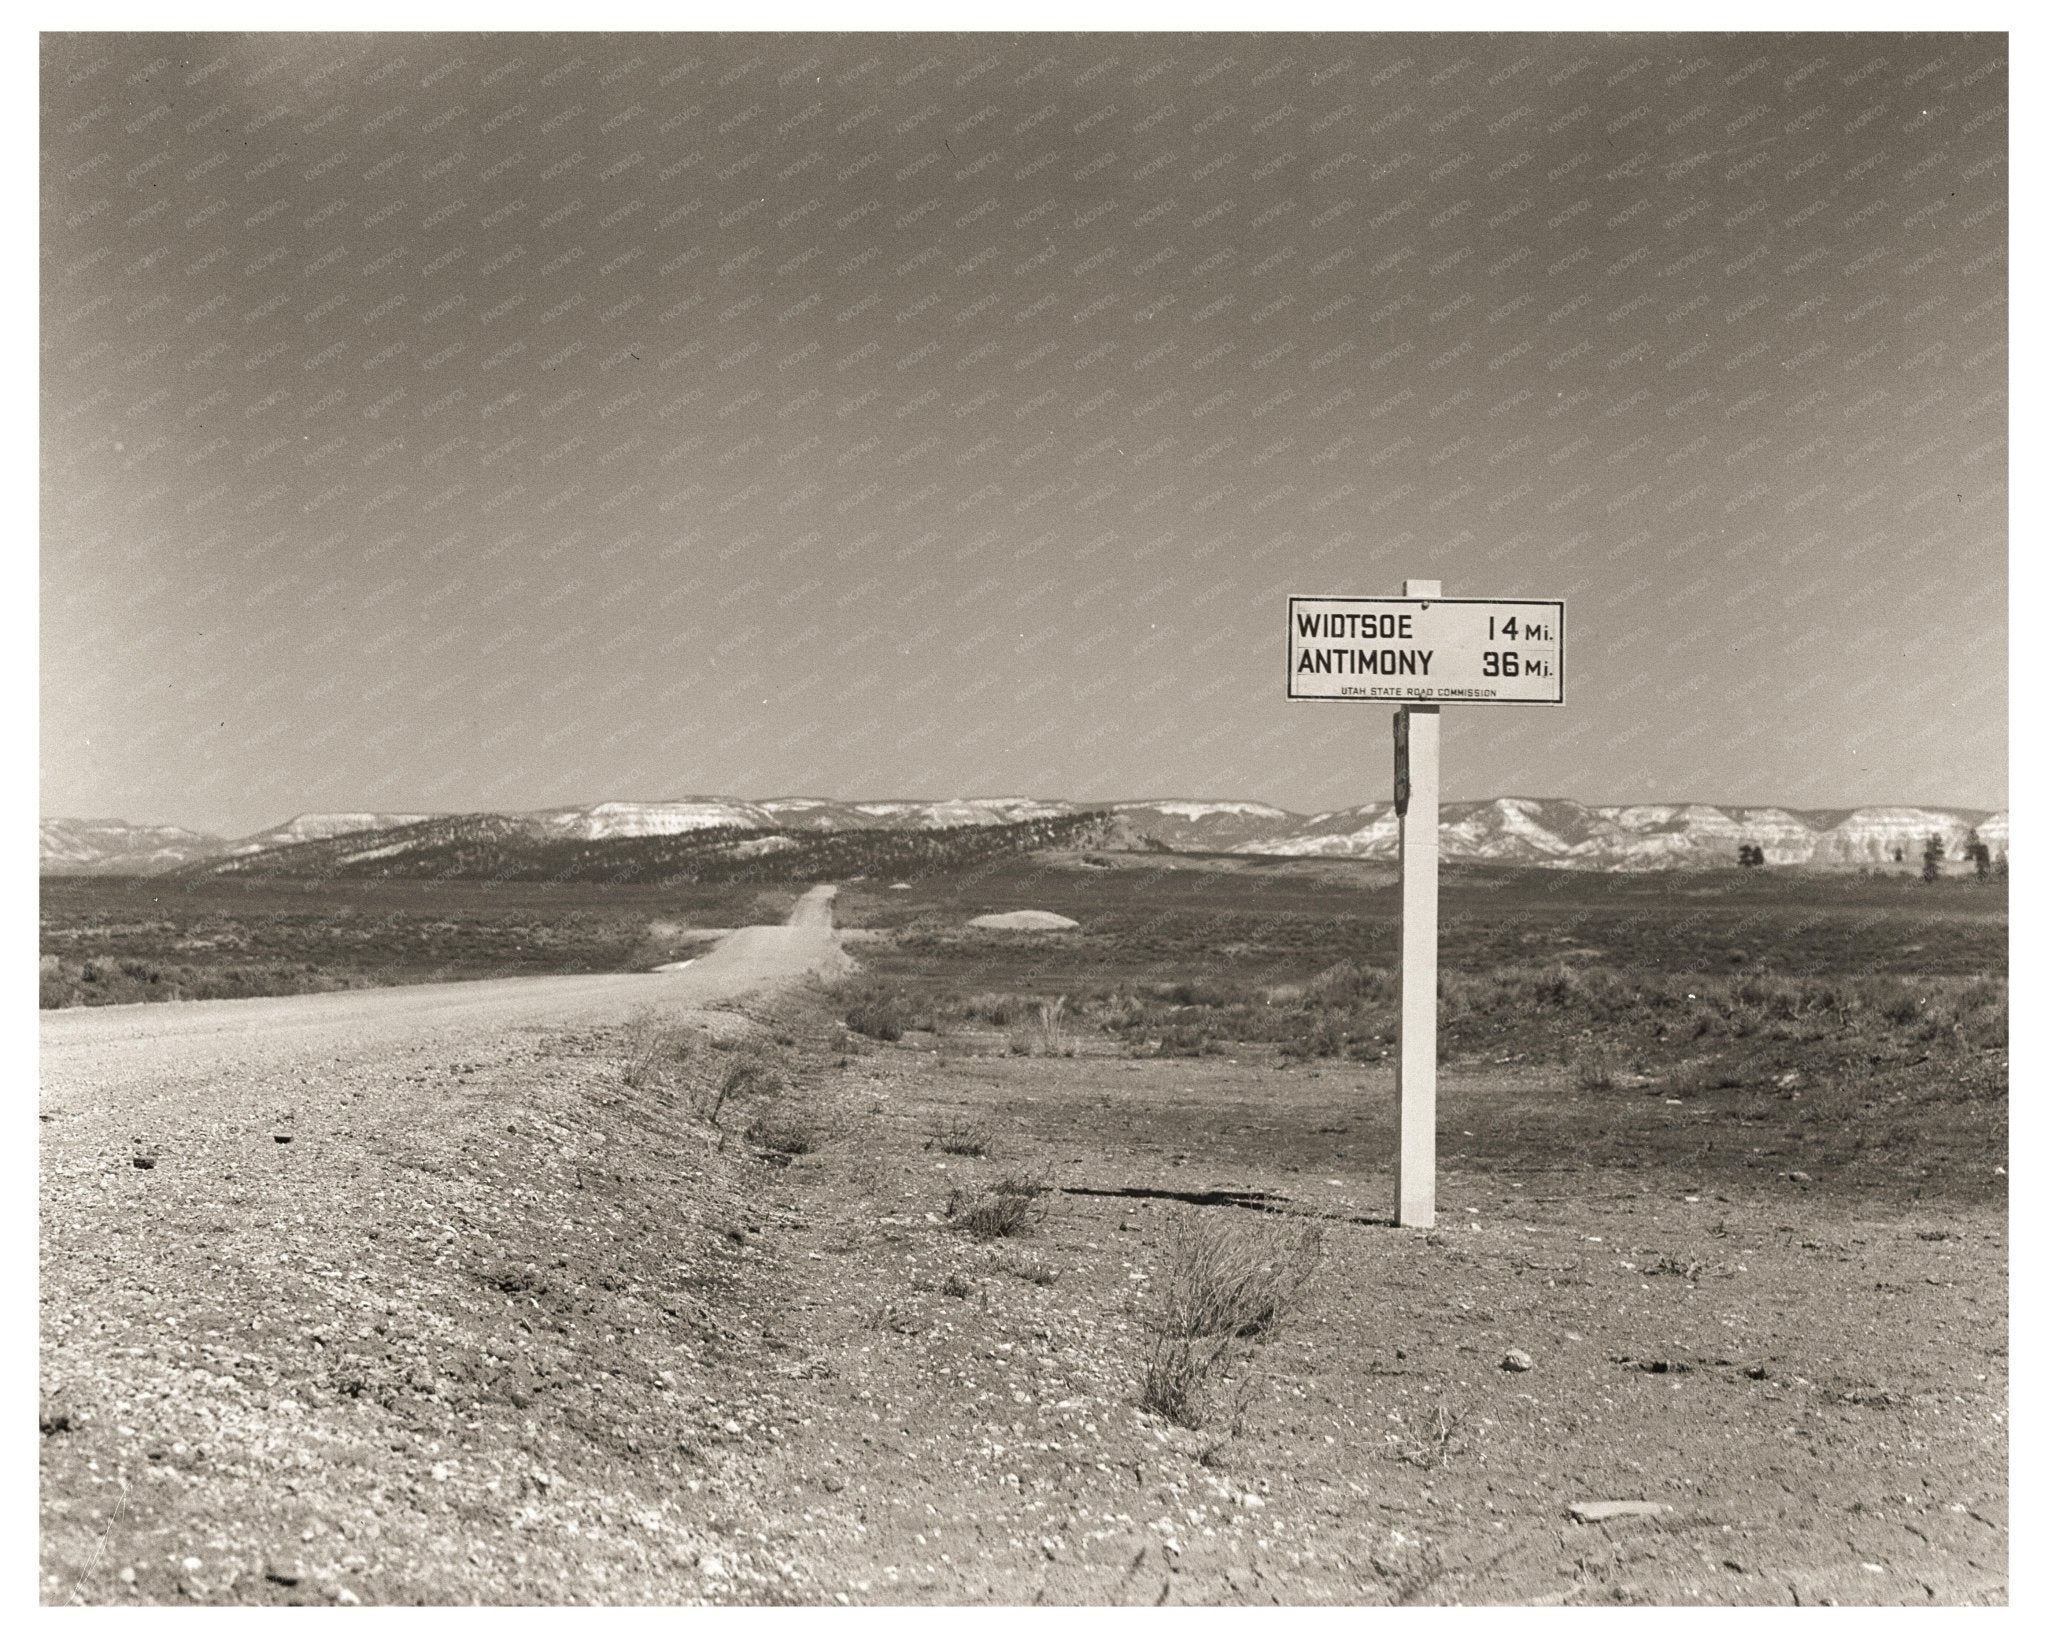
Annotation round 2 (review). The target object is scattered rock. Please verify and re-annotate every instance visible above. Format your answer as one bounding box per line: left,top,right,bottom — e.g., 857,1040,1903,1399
1788,1170,1813,1183
1502,1349,1534,1373
822,1474,845,1492
1568,1500,1671,1523
130,1156,155,1170
274,1134,294,1145
968,910,1079,931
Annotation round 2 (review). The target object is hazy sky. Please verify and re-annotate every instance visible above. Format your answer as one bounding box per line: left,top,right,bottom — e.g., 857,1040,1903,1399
41,29,2007,836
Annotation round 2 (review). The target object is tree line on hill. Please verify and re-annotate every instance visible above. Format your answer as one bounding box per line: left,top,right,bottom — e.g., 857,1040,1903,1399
1735,830,2003,880
191,810,1119,885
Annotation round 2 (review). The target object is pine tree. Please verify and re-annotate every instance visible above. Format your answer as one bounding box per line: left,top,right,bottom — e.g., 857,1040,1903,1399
1965,829,1992,879
1921,833,1946,883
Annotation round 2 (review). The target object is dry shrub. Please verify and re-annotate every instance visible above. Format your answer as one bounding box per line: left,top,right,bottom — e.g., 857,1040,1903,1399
947,1170,1052,1239
837,977,930,1041
1395,1400,1467,1470
964,992,1028,1026
845,995,905,1041
1154,1214,1325,1340
1140,1214,1325,1431
719,1043,785,1103
1574,1044,1617,1091
621,1012,695,1091
932,1113,997,1157
1304,961,1393,1008
1141,1332,1223,1430
995,995,1077,1055
745,1099,824,1156
1080,991,1144,1031
1139,1022,1228,1058
1036,995,1071,1056
621,1014,755,1128
634,1037,789,1129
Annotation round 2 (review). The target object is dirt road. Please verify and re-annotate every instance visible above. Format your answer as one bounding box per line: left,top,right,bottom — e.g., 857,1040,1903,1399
39,885,846,1104
40,884,856,1606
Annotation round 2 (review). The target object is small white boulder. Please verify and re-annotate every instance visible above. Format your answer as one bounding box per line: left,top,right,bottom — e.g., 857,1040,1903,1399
969,910,1080,930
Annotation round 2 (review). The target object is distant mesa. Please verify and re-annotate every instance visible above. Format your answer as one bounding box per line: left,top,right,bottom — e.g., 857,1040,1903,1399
969,910,1080,931
39,795,2008,877
231,812,432,853
37,817,224,875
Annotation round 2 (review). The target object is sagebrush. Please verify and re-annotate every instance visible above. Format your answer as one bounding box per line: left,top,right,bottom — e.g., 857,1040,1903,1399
745,1100,824,1156
1140,1214,1325,1431
946,1171,1052,1239
932,1113,998,1157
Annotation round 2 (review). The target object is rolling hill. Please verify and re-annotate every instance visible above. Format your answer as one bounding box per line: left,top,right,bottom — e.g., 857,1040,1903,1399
42,796,2007,877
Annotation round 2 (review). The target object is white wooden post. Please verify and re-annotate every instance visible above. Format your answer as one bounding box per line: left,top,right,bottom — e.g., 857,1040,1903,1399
1396,577,1441,1228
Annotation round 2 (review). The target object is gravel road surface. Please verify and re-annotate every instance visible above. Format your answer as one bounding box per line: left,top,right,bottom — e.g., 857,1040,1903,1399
40,885,853,1605
40,885,846,1103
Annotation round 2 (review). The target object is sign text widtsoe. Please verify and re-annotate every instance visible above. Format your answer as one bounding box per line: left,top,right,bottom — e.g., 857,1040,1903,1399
1287,596,1565,704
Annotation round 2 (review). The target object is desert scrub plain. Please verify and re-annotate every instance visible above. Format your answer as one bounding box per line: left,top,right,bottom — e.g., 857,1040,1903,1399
41,855,2005,1604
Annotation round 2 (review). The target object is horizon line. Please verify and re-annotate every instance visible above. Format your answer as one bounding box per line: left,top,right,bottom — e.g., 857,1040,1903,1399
43,792,2012,840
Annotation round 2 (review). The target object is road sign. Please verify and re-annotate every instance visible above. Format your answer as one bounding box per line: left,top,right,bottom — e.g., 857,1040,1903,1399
1286,595,1565,704
1283,583,1568,1229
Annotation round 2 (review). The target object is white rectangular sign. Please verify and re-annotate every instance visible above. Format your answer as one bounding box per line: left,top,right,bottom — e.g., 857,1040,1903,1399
1287,595,1566,704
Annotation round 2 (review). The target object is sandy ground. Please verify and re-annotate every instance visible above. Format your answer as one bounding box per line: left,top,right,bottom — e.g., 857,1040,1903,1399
736,1046,2006,1605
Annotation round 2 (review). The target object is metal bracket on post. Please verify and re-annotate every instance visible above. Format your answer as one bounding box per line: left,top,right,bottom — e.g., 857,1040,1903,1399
1393,709,1410,818
1396,578,1441,1229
